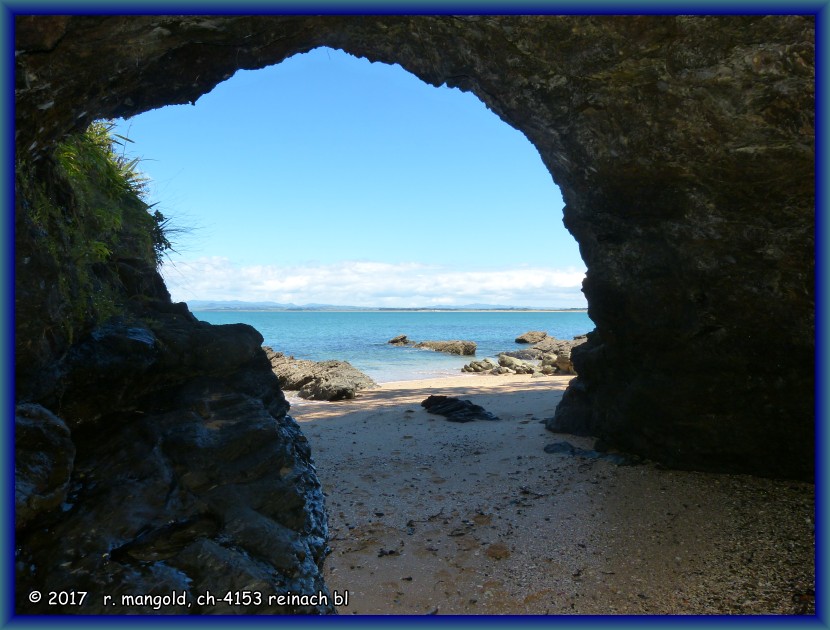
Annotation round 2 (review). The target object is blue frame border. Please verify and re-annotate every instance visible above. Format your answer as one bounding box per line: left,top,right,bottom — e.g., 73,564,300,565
2,2,825,629
0,0,828,13
2,0,14,627
816,0,828,626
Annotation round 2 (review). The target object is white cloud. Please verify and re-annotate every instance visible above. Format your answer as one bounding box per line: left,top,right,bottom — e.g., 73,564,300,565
161,257,587,308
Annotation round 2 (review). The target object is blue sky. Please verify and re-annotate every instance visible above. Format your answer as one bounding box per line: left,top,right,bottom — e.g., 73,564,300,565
114,47,586,308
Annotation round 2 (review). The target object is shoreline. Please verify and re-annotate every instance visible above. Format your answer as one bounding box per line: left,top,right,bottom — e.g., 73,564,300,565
371,371,481,386
290,375,815,615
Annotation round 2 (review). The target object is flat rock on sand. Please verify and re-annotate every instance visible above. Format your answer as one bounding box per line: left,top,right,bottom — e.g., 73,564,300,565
289,375,815,616
421,395,500,422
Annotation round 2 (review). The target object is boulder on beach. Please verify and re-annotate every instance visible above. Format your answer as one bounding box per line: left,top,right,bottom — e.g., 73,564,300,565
515,330,548,344
387,335,410,346
415,340,477,356
264,346,377,401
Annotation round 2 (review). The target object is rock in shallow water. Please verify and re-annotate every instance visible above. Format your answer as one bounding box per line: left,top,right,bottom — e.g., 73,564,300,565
415,340,477,356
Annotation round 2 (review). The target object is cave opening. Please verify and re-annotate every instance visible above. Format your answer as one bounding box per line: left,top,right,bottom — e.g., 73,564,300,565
114,47,587,312
113,46,591,376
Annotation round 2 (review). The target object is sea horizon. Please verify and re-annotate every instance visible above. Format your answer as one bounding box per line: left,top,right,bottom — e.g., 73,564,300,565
187,299,587,312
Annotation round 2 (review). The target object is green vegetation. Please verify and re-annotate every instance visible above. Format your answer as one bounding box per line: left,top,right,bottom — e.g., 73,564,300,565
16,120,173,346
52,120,172,265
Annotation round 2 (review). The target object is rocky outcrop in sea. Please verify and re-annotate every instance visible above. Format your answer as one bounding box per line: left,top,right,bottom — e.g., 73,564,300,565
415,340,477,356
388,335,477,356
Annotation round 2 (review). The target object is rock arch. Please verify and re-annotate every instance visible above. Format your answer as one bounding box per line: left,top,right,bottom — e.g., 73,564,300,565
15,14,814,480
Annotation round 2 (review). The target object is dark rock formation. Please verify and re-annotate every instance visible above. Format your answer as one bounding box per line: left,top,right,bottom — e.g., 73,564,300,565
18,375,332,614
415,340,477,356
14,15,813,493
265,347,377,401
57,311,267,427
421,395,500,422
388,335,410,346
15,313,333,614
515,331,548,344
15,404,75,531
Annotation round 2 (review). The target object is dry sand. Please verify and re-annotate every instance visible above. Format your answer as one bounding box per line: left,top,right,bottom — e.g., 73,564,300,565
289,374,815,616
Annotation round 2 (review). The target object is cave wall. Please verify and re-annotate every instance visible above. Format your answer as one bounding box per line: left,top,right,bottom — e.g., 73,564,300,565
15,14,813,481
14,126,333,612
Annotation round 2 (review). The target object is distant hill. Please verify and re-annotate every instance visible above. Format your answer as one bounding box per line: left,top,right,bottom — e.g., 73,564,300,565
186,300,586,312
187,300,298,310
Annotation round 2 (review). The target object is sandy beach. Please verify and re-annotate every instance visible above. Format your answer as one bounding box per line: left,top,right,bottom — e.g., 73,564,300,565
289,374,815,616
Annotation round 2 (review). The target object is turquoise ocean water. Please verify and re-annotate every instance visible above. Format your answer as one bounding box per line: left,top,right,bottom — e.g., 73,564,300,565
193,310,594,383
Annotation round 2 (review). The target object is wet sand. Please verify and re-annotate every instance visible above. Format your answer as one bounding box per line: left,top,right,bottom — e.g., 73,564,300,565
289,374,815,615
